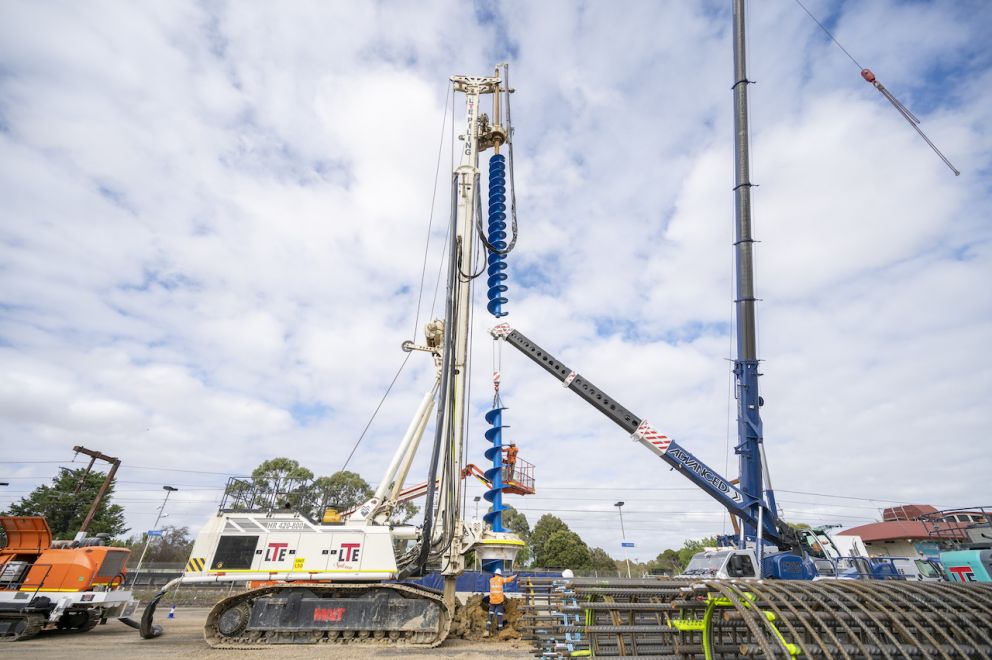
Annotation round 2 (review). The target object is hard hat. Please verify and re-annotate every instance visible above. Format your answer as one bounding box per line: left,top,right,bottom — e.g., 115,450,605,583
561,569,574,578
495,568,502,575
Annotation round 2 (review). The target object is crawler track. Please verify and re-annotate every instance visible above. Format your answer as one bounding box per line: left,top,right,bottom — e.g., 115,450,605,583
520,577,992,658
204,582,450,648
0,613,45,641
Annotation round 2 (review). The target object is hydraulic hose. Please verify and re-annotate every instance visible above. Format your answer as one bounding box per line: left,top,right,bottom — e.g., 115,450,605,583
411,174,460,578
129,577,184,638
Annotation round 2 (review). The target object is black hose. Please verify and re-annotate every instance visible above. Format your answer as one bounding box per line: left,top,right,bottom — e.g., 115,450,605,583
411,174,459,578
132,587,167,638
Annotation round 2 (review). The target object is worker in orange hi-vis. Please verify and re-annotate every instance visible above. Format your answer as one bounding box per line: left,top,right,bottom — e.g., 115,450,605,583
484,567,516,637
503,443,518,480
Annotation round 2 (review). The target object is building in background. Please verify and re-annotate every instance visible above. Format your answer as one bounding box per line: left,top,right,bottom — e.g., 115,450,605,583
839,505,991,560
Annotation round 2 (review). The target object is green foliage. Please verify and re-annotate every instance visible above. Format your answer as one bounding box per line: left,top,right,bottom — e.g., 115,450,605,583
251,457,314,491
540,530,592,569
392,501,419,523
589,547,618,573
240,460,419,523
241,457,315,511
647,548,682,575
312,471,372,511
313,471,419,523
4,468,128,540
530,514,568,563
646,536,720,573
125,525,193,563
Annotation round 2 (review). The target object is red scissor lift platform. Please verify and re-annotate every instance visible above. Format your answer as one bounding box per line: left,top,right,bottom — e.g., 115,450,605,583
501,456,535,495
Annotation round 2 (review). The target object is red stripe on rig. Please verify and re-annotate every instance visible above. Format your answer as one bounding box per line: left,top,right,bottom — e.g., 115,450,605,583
633,419,671,453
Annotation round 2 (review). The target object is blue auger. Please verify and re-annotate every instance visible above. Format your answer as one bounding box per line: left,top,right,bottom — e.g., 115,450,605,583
487,154,509,318
482,407,507,573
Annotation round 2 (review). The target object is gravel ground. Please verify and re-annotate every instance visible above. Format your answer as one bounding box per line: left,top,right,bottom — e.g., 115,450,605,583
9,608,536,659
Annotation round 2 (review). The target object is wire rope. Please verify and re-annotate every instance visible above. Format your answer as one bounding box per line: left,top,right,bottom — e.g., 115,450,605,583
411,84,452,338
793,0,864,70
339,352,412,472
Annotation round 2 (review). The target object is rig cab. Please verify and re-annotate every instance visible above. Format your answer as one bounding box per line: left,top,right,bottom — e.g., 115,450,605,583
0,516,137,641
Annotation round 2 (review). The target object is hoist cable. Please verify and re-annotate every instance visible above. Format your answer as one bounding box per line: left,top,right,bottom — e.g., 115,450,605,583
429,100,458,319
339,352,412,473
503,62,520,254
793,0,864,70
793,0,960,175
412,84,452,338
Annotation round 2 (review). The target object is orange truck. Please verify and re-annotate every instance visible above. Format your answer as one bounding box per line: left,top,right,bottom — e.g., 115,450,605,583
0,516,137,640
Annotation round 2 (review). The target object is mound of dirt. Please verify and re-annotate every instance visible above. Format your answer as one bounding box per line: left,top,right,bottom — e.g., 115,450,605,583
450,594,524,641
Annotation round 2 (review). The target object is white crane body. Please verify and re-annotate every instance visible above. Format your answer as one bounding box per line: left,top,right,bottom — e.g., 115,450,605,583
137,68,523,648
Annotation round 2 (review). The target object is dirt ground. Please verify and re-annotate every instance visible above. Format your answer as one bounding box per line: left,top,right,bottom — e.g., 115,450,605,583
7,607,536,659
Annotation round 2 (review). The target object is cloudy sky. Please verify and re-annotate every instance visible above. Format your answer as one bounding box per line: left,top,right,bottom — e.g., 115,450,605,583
1,0,990,562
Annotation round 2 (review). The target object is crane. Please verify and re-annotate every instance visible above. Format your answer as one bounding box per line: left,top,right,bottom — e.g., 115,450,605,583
136,67,526,648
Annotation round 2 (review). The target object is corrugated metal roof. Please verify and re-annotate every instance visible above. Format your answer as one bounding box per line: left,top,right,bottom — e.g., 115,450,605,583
839,520,968,543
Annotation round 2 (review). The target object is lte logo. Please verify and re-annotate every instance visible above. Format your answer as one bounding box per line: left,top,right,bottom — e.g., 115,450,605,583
948,566,976,582
339,542,361,563
265,542,289,562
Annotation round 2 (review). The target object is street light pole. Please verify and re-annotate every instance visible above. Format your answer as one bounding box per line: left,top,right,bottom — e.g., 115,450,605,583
615,501,631,578
131,486,178,586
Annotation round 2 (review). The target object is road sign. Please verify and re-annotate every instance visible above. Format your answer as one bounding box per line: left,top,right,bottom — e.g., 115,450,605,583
147,530,162,537
621,541,635,548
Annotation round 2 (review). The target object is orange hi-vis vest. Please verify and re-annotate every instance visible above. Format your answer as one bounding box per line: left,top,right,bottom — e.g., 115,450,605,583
488,575,515,604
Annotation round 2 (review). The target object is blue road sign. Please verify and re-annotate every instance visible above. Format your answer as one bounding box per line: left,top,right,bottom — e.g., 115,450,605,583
621,541,635,548
147,530,163,537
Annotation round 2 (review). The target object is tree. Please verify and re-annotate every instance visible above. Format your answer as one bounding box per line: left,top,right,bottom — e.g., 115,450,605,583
309,470,418,522
648,548,682,575
540,530,592,569
589,547,618,573
530,514,569,564
312,471,372,511
4,468,128,540
252,457,314,492
235,459,418,522
242,457,315,510
125,525,193,563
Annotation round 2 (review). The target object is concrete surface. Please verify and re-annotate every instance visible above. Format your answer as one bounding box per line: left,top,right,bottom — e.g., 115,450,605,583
8,607,536,659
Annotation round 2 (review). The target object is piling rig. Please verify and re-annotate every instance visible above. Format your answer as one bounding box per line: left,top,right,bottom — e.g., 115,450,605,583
137,67,525,648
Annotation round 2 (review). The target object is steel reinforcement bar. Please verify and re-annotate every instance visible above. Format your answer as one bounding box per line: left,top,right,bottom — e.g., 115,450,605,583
519,576,992,659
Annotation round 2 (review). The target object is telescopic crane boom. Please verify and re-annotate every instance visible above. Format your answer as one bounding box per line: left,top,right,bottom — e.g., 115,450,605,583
490,323,789,547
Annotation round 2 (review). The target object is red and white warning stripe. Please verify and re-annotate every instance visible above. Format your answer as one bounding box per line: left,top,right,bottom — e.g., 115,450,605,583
493,371,501,391
490,323,513,339
562,370,577,387
631,419,672,454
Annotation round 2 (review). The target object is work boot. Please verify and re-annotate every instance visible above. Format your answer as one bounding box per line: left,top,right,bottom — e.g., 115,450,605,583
483,629,490,638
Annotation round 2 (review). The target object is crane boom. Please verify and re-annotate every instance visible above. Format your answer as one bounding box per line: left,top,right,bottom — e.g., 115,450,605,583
491,323,785,545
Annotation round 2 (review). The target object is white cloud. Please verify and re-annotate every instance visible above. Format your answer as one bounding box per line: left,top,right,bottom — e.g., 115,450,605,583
1,0,989,562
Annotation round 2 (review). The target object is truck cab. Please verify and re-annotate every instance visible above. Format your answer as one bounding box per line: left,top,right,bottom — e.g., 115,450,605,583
889,557,946,582
681,550,757,579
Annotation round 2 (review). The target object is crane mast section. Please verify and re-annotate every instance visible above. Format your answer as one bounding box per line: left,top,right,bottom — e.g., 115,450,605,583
492,324,781,541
